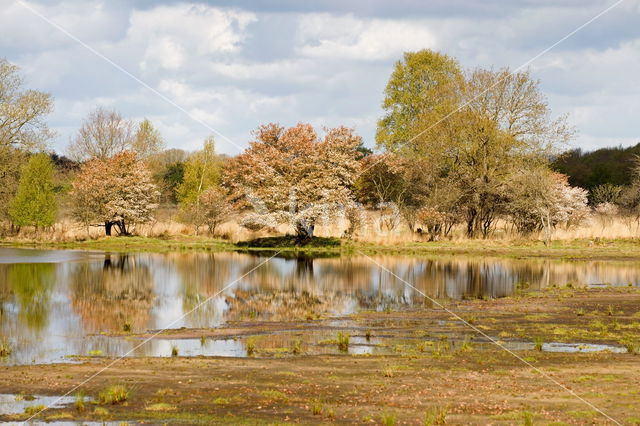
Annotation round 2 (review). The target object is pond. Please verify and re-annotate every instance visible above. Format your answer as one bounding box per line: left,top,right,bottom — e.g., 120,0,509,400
0,247,638,365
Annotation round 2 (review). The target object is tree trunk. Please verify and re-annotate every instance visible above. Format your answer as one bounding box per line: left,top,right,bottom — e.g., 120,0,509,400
105,221,112,236
294,220,315,244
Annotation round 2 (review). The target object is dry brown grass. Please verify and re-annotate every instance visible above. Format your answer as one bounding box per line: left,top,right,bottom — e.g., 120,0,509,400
2,209,638,244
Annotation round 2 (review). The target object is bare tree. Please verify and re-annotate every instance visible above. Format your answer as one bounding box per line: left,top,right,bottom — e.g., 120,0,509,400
0,59,53,149
68,107,134,161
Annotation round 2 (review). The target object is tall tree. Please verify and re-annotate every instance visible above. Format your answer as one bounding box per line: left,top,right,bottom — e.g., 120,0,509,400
223,123,361,240
9,153,57,229
376,49,461,150
72,151,159,236
68,107,134,161
176,137,220,205
0,59,54,149
132,118,164,159
376,52,573,237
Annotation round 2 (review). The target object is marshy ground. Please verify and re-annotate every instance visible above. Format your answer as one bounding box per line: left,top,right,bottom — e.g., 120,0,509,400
1,286,639,425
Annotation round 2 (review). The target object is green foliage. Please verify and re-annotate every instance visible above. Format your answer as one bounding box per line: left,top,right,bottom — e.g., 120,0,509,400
74,391,86,411
98,384,129,405
534,337,544,352
0,339,11,357
590,183,623,205
337,332,350,352
553,144,640,191
424,405,447,425
161,161,185,203
376,49,461,150
7,263,55,330
9,153,57,228
177,137,220,206
0,146,28,223
24,404,46,416
380,412,397,426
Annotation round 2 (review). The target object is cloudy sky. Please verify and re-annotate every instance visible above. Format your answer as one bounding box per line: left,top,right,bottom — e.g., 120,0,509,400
2,0,639,155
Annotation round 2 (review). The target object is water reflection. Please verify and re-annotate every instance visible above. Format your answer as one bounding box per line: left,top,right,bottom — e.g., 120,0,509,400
69,254,154,333
0,247,639,365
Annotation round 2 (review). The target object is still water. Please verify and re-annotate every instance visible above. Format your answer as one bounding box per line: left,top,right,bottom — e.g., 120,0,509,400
0,247,638,365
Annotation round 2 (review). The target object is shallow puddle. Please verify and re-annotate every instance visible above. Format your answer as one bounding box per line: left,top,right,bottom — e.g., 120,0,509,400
0,394,76,415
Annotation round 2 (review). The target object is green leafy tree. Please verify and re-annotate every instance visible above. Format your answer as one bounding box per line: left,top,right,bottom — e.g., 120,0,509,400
376,49,461,150
376,50,573,238
9,153,57,229
177,137,220,205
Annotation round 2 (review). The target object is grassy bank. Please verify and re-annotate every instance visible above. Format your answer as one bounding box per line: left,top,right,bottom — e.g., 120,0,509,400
2,234,640,259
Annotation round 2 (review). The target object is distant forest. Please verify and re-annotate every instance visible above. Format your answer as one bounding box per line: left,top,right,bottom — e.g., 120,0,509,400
553,143,640,191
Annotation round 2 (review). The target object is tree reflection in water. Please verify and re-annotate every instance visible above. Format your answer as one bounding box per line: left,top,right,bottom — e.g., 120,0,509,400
6,263,55,330
69,254,154,333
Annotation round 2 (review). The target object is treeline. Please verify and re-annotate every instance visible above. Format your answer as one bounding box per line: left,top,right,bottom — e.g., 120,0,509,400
2,52,639,242
553,144,640,193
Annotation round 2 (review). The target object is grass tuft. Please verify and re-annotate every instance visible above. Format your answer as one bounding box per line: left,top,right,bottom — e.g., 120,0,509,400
381,411,396,425
98,384,129,405
337,332,350,352
534,337,544,352
0,339,12,357
424,405,447,425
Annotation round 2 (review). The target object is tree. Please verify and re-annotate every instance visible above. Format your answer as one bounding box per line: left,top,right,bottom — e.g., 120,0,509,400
0,146,28,227
590,183,623,205
377,52,574,237
72,151,159,236
506,169,588,241
376,49,462,150
146,148,187,203
194,186,231,235
0,59,54,149
223,123,361,241
619,155,640,230
9,153,57,229
132,118,164,159
68,107,134,161
176,137,220,205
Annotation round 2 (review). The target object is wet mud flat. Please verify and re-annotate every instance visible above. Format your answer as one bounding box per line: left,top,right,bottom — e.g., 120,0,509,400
1,287,640,425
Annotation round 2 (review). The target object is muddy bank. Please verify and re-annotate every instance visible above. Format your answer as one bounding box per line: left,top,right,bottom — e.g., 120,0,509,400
1,287,639,424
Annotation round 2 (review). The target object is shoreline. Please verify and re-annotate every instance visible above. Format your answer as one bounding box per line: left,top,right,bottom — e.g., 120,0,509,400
2,235,640,260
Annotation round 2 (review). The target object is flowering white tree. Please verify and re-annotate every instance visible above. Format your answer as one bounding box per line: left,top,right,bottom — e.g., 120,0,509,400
223,123,361,241
507,169,588,241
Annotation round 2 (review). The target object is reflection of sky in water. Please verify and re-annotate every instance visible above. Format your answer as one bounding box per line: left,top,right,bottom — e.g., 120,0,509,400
1,247,640,365
0,393,78,415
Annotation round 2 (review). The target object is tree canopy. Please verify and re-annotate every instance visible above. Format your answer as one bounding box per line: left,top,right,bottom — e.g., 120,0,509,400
72,151,159,236
223,123,361,240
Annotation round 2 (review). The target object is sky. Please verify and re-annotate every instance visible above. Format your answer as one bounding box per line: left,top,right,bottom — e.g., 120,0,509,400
2,0,639,155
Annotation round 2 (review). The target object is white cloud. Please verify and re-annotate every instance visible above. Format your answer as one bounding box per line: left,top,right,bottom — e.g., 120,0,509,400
296,14,437,61
0,0,125,51
127,4,256,71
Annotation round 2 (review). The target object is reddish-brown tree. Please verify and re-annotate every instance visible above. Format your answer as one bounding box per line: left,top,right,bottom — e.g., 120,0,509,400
223,123,361,240
72,151,159,236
